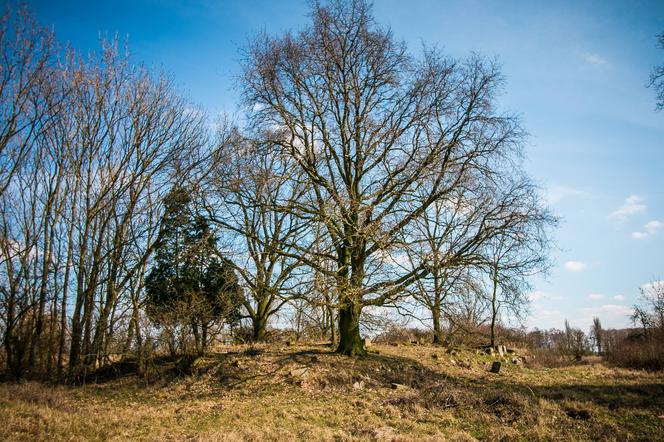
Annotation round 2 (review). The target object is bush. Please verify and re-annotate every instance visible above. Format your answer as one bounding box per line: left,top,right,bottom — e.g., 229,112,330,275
605,335,664,371
526,348,575,369
373,326,432,345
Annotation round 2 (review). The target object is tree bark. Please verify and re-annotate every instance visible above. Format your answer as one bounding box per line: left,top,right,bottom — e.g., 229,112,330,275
201,323,208,354
327,305,336,345
490,265,498,348
432,307,443,345
192,321,201,356
252,315,268,342
336,302,365,356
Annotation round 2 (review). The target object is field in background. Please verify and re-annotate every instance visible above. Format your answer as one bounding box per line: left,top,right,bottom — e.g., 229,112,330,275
1,343,663,441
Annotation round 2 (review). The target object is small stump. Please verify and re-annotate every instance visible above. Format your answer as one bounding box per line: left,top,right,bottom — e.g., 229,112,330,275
490,361,501,374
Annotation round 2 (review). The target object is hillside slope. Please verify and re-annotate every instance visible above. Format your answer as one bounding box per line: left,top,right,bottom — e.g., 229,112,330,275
1,343,663,441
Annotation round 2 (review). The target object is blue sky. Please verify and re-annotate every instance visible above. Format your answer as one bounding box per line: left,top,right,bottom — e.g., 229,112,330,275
17,0,664,331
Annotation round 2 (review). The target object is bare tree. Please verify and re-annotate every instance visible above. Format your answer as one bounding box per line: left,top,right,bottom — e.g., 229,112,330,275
649,32,664,111
0,6,58,198
591,317,603,355
242,0,531,355
564,320,588,362
0,10,207,377
631,280,664,340
481,178,555,347
205,130,308,341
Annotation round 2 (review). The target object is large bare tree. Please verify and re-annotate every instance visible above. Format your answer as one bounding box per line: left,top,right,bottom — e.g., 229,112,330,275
241,0,530,355
203,130,309,341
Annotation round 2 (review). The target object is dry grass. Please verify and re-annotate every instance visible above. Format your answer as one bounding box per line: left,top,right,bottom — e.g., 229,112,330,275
1,343,662,441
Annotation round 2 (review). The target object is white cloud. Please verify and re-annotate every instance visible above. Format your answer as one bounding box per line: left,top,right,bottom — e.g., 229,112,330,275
584,53,607,66
588,293,604,300
572,304,633,329
613,295,625,301
645,220,664,234
610,195,646,220
527,291,545,301
527,308,564,329
564,260,587,272
526,291,564,302
583,304,633,323
545,185,593,205
631,220,663,240
594,304,632,314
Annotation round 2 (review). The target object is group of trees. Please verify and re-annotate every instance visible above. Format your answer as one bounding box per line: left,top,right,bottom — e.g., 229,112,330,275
0,7,211,378
0,0,556,379
522,282,664,370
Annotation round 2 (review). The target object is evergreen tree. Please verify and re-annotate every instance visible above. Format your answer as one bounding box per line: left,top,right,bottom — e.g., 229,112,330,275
145,186,243,355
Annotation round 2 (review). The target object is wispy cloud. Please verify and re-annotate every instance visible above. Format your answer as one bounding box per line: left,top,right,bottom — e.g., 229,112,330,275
545,185,593,205
631,220,663,240
588,293,604,300
592,304,632,315
613,295,625,301
645,220,664,234
527,291,564,302
573,304,633,329
584,53,607,66
610,195,646,220
527,308,564,329
527,291,546,301
564,260,587,272
581,304,632,322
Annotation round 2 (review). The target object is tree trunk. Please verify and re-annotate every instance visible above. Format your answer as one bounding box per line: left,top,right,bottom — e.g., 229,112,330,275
336,303,365,356
201,323,208,354
432,308,443,345
490,310,496,348
490,265,498,348
68,287,86,372
327,305,336,345
252,315,267,342
191,321,201,356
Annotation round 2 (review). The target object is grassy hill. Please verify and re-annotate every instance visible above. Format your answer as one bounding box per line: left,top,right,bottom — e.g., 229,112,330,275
1,343,663,441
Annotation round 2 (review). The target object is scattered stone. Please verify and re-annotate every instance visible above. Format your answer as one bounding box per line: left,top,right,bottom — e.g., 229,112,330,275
391,382,409,390
289,367,310,379
511,356,524,367
490,361,501,374
484,347,494,355
450,359,457,366
353,380,365,389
